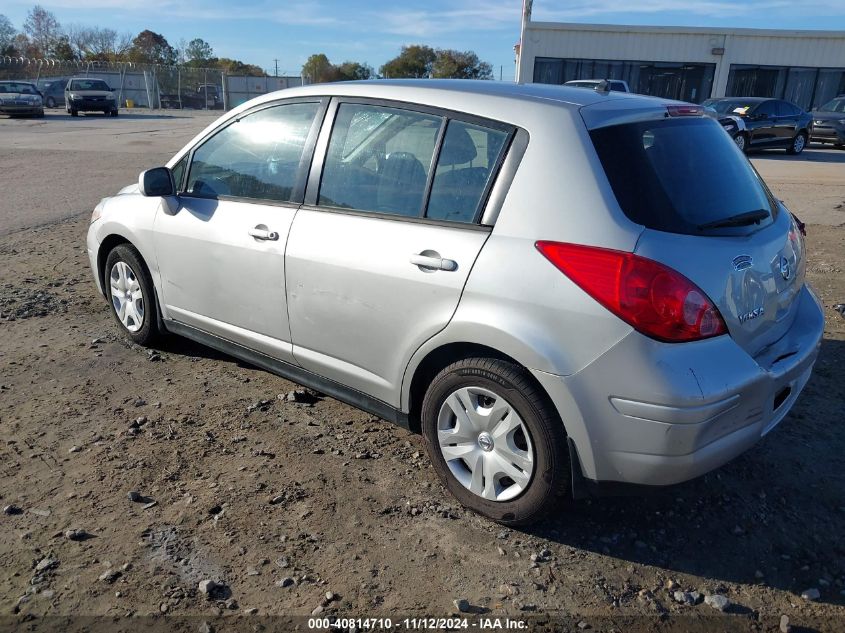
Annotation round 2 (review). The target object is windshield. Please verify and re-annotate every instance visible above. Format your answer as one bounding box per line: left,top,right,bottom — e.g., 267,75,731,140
70,79,110,91
702,99,759,116
0,82,38,94
818,98,845,113
590,116,775,236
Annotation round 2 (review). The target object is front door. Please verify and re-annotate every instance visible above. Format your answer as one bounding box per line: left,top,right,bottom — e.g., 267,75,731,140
154,100,324,362
286,101,512,406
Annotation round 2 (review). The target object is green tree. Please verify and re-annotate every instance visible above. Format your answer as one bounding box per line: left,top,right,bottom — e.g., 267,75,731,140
336,61,373,81
379,45,436,78
214,57,265,77
52,35,75,61
301,53,338,83
23,5,61,57
431,49,492,80
185,38,213,64
0,14,16,55
129,29,177,65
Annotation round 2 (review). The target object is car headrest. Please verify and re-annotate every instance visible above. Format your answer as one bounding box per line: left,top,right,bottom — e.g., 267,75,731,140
439,125,477,166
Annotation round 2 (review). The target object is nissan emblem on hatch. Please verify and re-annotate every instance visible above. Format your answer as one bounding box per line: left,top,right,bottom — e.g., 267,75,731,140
732,255,753,271
780,256,791,280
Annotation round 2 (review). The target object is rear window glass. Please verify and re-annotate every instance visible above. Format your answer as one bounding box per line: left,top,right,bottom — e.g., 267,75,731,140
590,117,775,235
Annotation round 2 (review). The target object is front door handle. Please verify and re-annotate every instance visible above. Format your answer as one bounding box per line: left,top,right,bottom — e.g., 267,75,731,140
410,252,458,272
249,226,279,241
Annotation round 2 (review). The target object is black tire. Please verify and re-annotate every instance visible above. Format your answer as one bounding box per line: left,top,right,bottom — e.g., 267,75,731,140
786,131,807,155
104,244,160,346
45,97,55,108
111,109,119,117
733,132,748,153
421,357,570,525
69,108,78,117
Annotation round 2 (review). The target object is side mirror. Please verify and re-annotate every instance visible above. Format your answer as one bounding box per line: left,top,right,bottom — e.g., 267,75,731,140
139,167,175,197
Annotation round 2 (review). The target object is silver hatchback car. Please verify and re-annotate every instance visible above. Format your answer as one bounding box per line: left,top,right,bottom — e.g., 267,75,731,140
87,80,824,524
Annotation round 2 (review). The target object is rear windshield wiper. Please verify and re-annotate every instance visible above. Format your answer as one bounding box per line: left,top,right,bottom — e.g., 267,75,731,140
697,209,770,231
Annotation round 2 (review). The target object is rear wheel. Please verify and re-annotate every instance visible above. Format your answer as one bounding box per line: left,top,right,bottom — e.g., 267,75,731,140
787,132,807,155
421,357,570,525
104,244,159,346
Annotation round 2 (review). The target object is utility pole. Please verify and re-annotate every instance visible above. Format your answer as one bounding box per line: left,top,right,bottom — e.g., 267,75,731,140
274,59,279,77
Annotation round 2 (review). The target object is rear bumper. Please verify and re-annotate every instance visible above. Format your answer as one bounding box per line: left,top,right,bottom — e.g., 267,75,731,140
533,284,824,487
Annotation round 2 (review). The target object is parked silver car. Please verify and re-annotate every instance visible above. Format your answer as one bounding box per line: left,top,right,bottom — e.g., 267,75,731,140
0,80,44,117
65,77,119,117
86,80,824,524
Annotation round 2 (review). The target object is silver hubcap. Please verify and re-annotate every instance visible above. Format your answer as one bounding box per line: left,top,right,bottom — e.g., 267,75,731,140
110,261,144,332
794,135,805,152
437,386,535,502
734,135,745,150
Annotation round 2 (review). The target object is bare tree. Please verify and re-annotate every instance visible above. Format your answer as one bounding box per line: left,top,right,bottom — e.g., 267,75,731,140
65,24,132,61
65,23,94,59
0,14,16,54
23,5,61,57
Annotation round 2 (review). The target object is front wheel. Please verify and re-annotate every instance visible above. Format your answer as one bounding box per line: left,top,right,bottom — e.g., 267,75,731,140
421,358,570,525
45,97,55,108
733,132,748,153
104,244,159,345
69,108,78,117
787,132,807,155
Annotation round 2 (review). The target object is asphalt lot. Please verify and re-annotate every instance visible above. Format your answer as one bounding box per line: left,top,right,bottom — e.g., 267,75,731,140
1,110,844,630
0,111,218,236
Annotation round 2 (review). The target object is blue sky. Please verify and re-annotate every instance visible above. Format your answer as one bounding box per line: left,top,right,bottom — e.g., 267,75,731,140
4,1,845,80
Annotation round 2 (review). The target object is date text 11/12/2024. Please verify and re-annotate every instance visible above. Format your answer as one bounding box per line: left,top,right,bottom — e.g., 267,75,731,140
308,617,529,630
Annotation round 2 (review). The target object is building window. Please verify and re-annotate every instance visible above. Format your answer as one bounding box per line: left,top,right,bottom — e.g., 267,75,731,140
533,57,715,104
727,65,845,110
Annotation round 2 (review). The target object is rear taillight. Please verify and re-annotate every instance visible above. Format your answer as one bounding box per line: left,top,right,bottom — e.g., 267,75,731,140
535,241,727,343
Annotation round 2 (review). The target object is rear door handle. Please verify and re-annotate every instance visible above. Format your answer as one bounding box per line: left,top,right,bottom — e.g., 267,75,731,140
410,252,457,272
249,226,279,241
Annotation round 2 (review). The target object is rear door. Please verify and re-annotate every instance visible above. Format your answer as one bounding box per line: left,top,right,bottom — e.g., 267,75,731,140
774,100,799,145
285,99,512,405
588,111,803,358
154,99,325,362
748,101,779,147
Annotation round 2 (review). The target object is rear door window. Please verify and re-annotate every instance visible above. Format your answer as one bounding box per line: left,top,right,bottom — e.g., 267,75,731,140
754,101,777,119
590,117,775,236
318,103,442,217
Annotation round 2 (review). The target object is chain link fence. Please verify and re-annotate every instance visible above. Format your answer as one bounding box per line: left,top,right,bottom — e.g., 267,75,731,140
0,57,303,111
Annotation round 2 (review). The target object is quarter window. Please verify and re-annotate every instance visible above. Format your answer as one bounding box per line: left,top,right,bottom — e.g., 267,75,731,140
427,121,508,223
186,102,319,203
170,154,189,192
319,104,442,217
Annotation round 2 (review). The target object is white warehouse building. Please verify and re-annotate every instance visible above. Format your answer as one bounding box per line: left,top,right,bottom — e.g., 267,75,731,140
516,20,845,110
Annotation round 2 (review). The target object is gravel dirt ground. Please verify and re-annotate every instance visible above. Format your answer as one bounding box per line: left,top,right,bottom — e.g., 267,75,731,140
1,112,844,632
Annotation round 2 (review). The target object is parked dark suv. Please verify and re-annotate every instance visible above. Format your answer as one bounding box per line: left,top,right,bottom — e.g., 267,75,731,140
701,97,811,154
